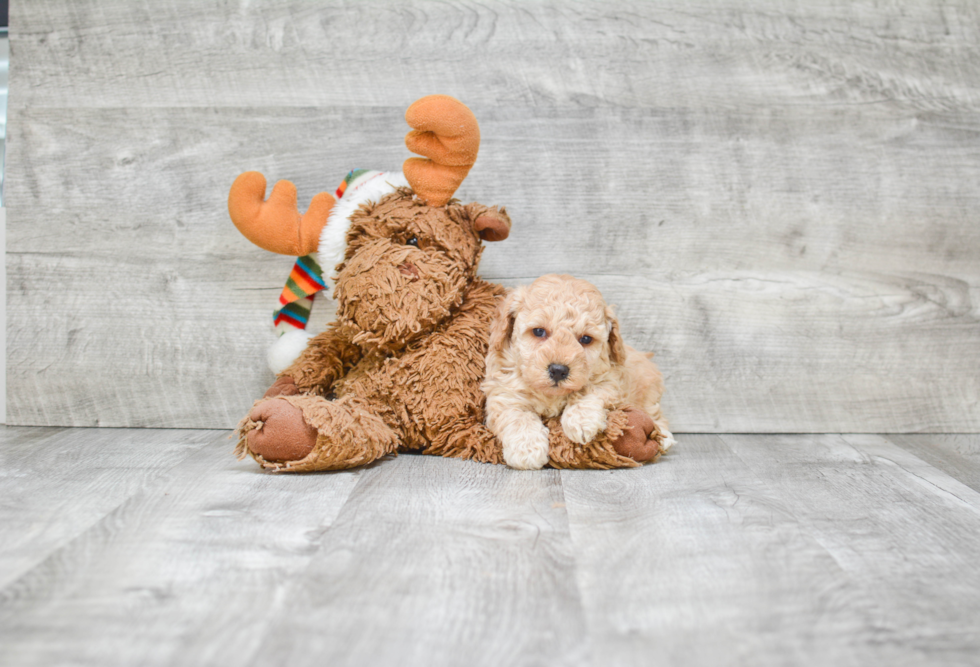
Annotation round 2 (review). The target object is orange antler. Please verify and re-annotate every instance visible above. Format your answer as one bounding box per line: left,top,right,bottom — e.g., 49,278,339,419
228,171,335,256
403,95,480,207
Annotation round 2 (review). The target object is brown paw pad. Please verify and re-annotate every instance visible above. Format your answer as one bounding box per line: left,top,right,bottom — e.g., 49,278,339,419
247,398,317,462
611,407,660,463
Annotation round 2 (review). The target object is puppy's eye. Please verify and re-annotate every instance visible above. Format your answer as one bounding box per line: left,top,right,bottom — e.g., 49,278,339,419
532,328,547,338
405,236,419,247
579,335,593,346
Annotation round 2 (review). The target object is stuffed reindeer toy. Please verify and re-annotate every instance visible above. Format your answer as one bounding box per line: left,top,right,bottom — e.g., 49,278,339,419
229,95,663,471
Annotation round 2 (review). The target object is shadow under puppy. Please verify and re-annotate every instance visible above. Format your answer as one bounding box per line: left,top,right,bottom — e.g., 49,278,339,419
483,274,676,470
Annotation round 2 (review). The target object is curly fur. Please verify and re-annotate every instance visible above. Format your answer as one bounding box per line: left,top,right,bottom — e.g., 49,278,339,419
483,274,675,470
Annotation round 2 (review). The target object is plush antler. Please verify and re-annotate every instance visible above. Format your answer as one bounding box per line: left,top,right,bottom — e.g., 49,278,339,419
403,95,480,207
228,171,335,256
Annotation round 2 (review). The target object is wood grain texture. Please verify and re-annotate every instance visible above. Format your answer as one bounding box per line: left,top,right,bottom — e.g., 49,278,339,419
0,426,222,588
11,1,980,111
0,426,360,667
7,108,979,430
887,434,980,493
719,433,980,666
247,453,590,667
7,1,980,430
5,427,980,666
560,435,904,666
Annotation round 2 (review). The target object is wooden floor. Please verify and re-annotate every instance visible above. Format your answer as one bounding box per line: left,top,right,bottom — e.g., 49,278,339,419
1,428,979,666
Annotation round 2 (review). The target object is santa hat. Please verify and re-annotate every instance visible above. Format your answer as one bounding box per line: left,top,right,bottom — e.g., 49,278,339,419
267,169,409,373
317,169,409,287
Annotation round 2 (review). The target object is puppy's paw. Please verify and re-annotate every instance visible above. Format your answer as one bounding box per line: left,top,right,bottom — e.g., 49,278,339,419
502,423,551,470
561,402,608,445
658,427,677,453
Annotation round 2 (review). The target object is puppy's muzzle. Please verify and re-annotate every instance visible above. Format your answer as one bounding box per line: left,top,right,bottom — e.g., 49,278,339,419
548,363,570,384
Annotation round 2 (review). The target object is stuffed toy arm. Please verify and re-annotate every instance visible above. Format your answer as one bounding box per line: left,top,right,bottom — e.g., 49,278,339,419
274,324,363,396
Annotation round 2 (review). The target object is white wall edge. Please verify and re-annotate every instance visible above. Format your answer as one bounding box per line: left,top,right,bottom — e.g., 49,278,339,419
2,206,6,425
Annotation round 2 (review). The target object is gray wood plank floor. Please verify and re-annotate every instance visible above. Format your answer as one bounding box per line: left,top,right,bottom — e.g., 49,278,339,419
2,428,979,667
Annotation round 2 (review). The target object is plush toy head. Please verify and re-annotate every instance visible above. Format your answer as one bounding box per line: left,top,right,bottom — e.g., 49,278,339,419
335,190,497,353
227,95,511,368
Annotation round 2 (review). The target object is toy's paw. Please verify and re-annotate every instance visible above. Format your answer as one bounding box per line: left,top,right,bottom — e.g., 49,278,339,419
502,422,551,470
263,375,300,398
611,407,662,463
247,398,317,462
561,402,608,445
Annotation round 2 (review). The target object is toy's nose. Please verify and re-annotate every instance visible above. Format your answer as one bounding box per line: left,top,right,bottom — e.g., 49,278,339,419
398,261,420,280
548,364,570,384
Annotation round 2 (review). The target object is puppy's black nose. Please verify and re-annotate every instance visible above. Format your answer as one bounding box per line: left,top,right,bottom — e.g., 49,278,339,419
548,364,570,384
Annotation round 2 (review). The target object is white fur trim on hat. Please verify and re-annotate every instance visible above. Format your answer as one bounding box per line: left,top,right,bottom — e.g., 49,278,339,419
318,171,409,288
267,329,314,374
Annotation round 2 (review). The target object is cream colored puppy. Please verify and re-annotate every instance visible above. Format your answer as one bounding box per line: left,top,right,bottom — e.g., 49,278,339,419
483,274,675,470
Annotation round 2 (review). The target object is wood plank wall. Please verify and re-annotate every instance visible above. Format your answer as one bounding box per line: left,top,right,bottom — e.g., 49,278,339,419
6,1,980,431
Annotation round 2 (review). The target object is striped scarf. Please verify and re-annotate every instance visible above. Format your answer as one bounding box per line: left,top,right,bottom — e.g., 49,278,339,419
272,170,371,335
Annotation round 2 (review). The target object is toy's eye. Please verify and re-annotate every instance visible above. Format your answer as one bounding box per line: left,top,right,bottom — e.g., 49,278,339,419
532,328,547,338
579,335,593,346
405,236,419,247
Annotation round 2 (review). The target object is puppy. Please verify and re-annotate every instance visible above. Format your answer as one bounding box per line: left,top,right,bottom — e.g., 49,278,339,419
483,274,675,470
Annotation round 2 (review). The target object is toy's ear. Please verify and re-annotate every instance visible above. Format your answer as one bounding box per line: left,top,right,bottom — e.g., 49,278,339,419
465,204,511,242
606,306,628,366
488,287,525,355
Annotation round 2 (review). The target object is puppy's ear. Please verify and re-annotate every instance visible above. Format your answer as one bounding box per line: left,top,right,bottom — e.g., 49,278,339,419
488,287,525,355
605,306,628,365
